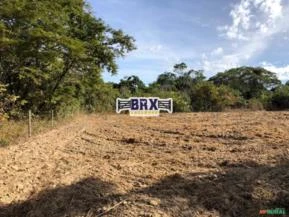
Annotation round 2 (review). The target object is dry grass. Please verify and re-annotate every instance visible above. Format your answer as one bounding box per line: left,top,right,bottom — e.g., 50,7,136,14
0,120,27,147
0,112,87,147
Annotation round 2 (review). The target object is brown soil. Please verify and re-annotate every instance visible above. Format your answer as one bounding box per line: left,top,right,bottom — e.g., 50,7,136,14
0,112,289,217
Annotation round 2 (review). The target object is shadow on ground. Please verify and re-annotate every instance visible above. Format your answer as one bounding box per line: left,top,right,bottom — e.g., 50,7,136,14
135,157,289,217
0,177,123,217
0,159,289,217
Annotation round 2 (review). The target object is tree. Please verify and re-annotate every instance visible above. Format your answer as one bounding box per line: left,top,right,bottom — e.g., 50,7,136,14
153,72,177,91
117,75,145,94
0,83,18,119
146,87,191,112
173,62,188,75
190,82,240,111
270,85,289,110
0,0,135,115
175,69,206,92
153,63,205,92
209,67,281,99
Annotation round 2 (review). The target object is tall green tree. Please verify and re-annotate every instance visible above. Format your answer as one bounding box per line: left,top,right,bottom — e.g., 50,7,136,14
153,72,177,91
153,63,205,92
175,69,205,92
0,0,135,114
209,67,281,99
117,75,146,94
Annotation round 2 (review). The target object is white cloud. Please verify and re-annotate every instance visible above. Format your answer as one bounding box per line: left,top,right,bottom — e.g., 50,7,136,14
147,44,163,53
219,0,283,41
224,0,252,40
202,0,289,73
129,43,180,63
261,62,289,81
211,47,224,56
129,42,197,72
202,53,241,73
258,0,283,19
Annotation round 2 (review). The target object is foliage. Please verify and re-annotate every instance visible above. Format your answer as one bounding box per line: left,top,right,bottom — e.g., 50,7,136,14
0,83,18,119
209,67,281,99
153,72,177,91
270,85,289,110
247,98,264,111
151,63,206,93
0,0,135,116
86,82,119,112
117,75,145,94
190,82,240,111
147,87,191,112
1,0,288,119
112,64,288,112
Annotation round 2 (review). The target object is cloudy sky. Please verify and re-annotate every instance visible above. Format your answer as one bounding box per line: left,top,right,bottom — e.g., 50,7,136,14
87,0,289,84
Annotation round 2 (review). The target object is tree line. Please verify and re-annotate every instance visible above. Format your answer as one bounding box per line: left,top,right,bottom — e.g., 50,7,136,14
112,64,289,112
1,0,289,119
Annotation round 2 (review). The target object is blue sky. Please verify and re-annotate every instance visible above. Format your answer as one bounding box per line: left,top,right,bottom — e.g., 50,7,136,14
87,0,289,84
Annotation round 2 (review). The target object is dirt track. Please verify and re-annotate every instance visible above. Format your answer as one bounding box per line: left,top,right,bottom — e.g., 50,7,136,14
0,112,289,217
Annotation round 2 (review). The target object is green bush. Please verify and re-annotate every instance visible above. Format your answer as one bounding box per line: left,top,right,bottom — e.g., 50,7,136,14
91,83,119,112
247,98,264,110
270,85,289,110
139,88,191,112
190,82,240,111
0,83,19,119
52,85,82,118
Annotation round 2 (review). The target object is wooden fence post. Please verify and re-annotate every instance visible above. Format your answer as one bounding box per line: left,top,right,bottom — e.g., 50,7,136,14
51,110,54,127
28,110,32,137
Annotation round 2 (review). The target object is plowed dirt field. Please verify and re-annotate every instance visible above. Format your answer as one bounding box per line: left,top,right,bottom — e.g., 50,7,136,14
0,112,289,217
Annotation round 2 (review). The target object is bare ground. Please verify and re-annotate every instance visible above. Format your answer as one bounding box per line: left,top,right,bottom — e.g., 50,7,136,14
0,112,289,217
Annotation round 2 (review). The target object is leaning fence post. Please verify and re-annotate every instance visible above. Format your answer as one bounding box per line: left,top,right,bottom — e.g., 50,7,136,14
51,110,54,127
28,110,32,137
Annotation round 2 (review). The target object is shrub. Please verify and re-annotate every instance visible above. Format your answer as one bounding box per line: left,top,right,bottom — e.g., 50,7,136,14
0,83,19,119
91,83,119,112
142,88,191,112
247,98,264,110
270,85,289,110
190,82,240,111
